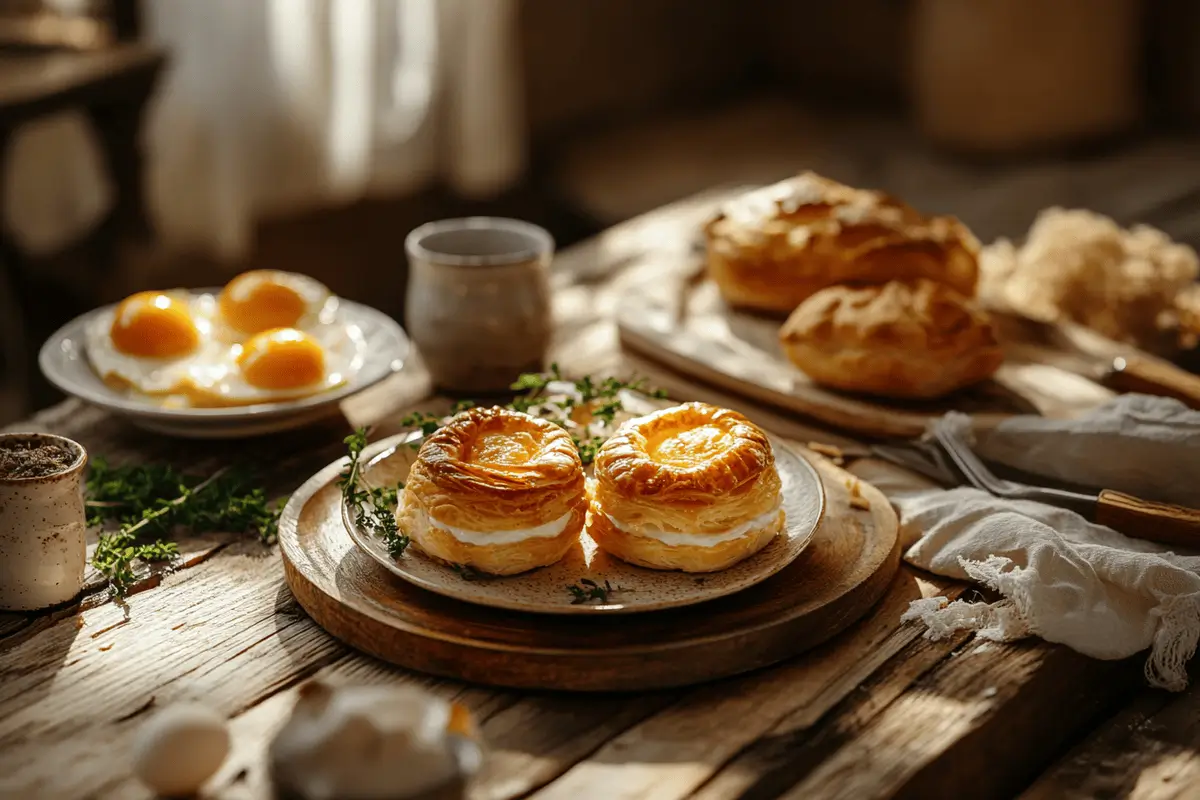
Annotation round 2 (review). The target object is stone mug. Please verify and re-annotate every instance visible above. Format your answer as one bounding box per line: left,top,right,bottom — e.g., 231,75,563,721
405,217,553,394
0,433,88,611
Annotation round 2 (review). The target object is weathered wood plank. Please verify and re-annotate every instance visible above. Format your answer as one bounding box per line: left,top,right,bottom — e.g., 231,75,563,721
690,626,973,800
1021,683,1200,800
0,548,347,798
773,639,1143,800
98,655,679,800
524,569,959,800
0,530,234,651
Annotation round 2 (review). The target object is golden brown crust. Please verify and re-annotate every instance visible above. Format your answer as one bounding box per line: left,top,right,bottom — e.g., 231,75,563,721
779,279,1004,399
405,406,585,529
589,402,784,572
593,402,776,510
585,501,783,573
399,406,586,574
704,172,980,315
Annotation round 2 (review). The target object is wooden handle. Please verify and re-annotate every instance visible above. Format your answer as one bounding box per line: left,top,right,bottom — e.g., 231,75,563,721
1095,490,1200,548
1106,354,1200,410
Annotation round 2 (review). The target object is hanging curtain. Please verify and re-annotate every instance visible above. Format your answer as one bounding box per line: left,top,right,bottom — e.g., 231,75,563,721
6,0,526,261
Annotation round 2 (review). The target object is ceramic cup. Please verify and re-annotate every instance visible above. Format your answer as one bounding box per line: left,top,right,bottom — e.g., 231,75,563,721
405,218,553,394
0,433,88,611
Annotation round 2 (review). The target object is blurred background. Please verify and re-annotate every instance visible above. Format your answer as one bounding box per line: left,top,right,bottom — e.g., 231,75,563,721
2,0,1199,424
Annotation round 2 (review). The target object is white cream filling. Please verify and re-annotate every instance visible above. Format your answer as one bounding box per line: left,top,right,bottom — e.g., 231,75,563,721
409,505,573,546
606,499,783,548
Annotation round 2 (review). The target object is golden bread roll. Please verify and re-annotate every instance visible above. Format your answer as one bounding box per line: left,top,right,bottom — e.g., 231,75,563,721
398,406,586,575
779,279,1004,399
588,402,784,572
704,172,980,315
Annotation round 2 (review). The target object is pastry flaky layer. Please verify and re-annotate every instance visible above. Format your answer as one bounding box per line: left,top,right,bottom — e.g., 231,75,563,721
780,278,1005,399
588,402,784,572
399,406,587,575
704,172,980,315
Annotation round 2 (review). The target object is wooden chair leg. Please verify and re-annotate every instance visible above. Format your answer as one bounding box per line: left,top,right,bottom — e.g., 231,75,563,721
0,129,31,418
85,81,158,250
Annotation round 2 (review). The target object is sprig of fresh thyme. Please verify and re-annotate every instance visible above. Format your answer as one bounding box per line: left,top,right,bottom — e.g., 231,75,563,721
508,366,666,464
398,366,667,465
399,401,475,450
339,429,409,558
566,578,628,605
86,459,282,595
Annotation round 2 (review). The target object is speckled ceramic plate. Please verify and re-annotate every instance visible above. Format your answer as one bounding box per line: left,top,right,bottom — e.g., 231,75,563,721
341,430,825,615
38,294,408,439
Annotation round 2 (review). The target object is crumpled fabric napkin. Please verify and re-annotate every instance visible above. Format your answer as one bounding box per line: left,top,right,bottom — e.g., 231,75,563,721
890,395,1200,691
974,393,1200,507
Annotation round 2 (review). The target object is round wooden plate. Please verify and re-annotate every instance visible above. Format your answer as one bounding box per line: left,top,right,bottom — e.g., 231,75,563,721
341,433,824,615
279,447,900,691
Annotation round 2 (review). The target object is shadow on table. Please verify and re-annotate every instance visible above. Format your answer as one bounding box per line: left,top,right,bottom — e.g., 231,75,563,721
0,596,84,727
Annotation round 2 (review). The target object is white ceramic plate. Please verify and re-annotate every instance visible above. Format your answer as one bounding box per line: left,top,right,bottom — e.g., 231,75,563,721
341,430,825,615
39,296,409,439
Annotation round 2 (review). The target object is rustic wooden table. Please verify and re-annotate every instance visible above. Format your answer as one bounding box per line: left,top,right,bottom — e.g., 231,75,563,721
1,193,1196,800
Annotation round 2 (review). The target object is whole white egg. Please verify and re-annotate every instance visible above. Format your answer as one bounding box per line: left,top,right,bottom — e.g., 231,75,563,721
131,702,230,797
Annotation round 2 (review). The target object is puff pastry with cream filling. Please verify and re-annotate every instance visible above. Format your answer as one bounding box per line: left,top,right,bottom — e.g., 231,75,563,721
398,406,587,575
588,402,784,572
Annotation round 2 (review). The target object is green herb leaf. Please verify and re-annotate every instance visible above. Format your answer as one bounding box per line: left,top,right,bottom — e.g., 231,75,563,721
566,578,624,605
400,411,444,447
87,462,282,596
340,428,409,559
510,373,550,392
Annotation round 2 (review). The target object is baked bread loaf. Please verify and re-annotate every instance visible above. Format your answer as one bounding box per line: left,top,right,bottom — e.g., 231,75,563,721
704,172,980,315
587,403,784,573
398,406,586,575
779,279,1004,399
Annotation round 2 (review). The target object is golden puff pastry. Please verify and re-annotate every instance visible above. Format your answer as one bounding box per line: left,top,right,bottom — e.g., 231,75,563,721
587,402,784,573
779,279,1004,399
704,172,980,315
398,406,587,575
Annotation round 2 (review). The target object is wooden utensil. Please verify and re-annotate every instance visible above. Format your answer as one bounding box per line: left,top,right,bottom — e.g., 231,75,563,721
988,308,1200,410
930,418,1200,549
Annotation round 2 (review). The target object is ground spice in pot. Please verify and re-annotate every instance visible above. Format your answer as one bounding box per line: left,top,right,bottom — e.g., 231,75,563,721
0,441,76,479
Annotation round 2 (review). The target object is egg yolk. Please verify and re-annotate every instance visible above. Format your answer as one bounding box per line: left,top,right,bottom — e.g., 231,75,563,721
237,328,326,390
219,271,308,335
110,292,201,358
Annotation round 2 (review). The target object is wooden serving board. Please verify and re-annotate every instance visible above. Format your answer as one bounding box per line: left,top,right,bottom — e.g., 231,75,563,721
278,445,900,692
617,273,1115,438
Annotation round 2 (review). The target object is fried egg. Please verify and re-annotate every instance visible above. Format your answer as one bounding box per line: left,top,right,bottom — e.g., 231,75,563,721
216,270,336,338
87,282,364,408
86,291,222,396
185,326,364,407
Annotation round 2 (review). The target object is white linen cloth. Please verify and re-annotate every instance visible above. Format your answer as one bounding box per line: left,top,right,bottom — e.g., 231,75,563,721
7,0,525,260
889,396,1200,691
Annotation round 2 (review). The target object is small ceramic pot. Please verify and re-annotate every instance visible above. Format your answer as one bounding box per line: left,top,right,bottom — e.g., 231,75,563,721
0,433,88,611
405,218,553,394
